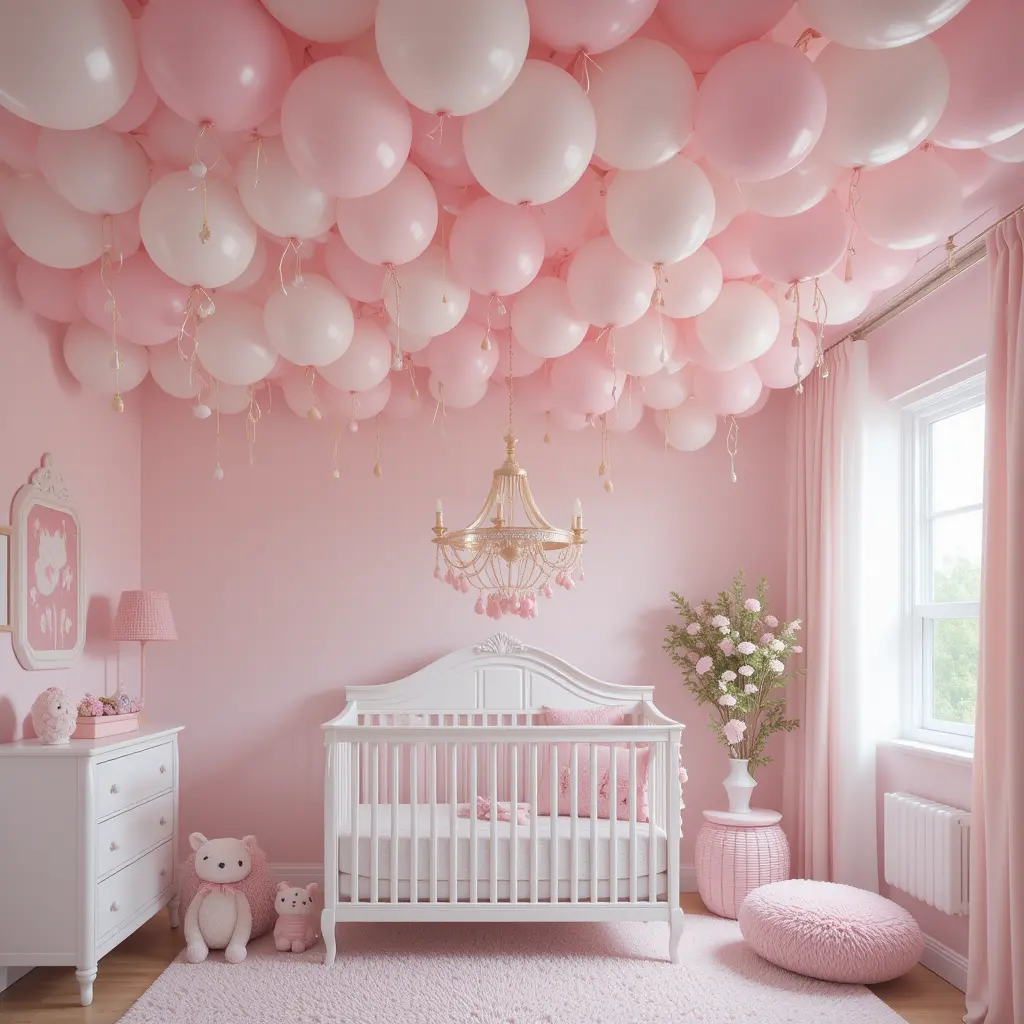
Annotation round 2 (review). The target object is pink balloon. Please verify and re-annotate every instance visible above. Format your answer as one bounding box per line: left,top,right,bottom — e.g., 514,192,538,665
514,369,554,414
936,148,994,197
675,317,735,372
639,366,692,409
695,42,827,182
15,258,83,323
468,290,512,330
655,401,718,451
329,376,392,421
489,331,545,379
281,57,412,199
844,234,917,292
135,103,247,173
737,387,771,419
661,0,794,56
549,342,626,416
427,372,489,409
104,67,158,132
609,308,678,377
335,162,438,266
704,213,759,279
77,251,190,345
566,235,655,328
431,179,487,215
931,0,1024,149
382,371,424,420
319,317,393,392
449,197,545,297
265,356,293,381
138,0,291,131
529,167,605,258
691,363,762,415
0,106,39,172
526,0,659,55
548,409,591,431
427,319,500,387
753,316,816,390
511,276,589,358
606,390,646,432
324,232,387,304
409,107,475,187
749,193,850,285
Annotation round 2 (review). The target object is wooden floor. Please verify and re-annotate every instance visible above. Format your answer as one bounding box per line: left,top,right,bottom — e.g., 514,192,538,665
0,894,967,1024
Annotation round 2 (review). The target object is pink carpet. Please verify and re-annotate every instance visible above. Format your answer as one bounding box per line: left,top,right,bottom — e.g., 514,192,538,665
118,917,905,1023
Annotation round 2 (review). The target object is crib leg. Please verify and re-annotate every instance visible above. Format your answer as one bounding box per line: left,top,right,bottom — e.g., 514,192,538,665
321,909,337,967
669,908,684,965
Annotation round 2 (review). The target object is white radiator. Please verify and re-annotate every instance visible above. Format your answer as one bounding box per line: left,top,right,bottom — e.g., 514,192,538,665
884,792,970,916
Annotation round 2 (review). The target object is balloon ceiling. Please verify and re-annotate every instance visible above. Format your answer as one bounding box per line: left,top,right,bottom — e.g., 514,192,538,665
2,0,1023,461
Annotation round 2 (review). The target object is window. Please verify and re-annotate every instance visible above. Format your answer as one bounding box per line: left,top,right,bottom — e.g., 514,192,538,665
902,374,985,751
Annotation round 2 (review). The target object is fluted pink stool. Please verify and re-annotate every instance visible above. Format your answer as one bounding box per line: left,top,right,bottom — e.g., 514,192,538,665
695,809,790,919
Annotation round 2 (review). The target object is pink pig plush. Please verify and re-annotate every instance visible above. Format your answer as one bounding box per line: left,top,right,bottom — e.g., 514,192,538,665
273,881,318,953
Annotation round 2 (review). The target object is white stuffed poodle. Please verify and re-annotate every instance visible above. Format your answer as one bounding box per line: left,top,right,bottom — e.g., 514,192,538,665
30,687,77,744
183,832,257,964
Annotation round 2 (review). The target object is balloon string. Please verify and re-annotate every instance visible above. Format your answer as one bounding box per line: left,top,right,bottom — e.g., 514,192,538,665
726,416,739,483
332,421,341,480
305,366,322,421
245,384,263,466
213,403,223,480
382,263,404,368
791,283,805,395
252,134,266,188
100,215,124,412
277,239,303,295
794,28,821,53
432,381,447,435
543,411,552,445
573,50,603,94
426,113,449,143
945,235,957,270
407,362,419,398
348,392,362,432
844,167,862,282
811,277,829,379
652,263,666,310
373,416,382,478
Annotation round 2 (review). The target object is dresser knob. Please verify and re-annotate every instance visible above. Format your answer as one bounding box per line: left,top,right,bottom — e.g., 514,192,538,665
159,764,167,774
159,816,167,826
110,901,119,912
160,868,167,877
109,783,119,795
109,841,119,851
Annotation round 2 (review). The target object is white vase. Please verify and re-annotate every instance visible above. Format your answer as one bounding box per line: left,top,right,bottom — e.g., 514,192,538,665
723,758,757,814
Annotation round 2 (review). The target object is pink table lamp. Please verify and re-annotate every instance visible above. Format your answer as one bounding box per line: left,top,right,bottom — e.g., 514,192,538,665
111,590,177,704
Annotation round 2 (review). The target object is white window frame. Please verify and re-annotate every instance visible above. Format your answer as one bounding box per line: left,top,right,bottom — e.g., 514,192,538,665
900,371,985,752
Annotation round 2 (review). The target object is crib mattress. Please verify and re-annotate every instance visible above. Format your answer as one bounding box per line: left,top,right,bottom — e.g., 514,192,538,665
338,804,667,884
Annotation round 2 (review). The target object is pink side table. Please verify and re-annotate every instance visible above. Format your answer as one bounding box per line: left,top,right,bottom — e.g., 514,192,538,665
695,809,790,919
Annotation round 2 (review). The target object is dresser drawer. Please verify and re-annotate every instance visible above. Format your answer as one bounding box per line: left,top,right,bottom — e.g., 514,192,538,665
96,840,174,941
96,791,174,878
95,742,174,819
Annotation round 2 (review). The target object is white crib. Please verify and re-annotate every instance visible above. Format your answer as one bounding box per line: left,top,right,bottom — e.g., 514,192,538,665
320,634,686,965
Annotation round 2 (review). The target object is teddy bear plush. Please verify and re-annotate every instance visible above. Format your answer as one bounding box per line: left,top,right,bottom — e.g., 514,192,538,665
273,881,318,953
183,832,257,964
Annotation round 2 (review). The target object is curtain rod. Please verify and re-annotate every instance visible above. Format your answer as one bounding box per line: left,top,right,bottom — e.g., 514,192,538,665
837,202,1024,344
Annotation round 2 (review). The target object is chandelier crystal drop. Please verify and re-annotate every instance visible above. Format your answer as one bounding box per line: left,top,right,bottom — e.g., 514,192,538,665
432,346,586,620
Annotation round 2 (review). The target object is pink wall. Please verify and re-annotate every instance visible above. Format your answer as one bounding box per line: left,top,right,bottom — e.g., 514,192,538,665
866,260,987,960
141,380,791,867
0,257,142,742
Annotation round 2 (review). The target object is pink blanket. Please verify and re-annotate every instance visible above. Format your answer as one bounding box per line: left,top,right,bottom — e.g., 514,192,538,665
457,796,531,825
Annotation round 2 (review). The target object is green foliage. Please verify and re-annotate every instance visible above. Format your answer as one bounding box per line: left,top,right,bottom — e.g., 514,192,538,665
931,555,980,726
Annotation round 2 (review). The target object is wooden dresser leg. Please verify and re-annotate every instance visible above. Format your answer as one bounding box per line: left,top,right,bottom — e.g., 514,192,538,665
76,966,97,1006
669,908,684,965
321,909,337,967
168,895,181,929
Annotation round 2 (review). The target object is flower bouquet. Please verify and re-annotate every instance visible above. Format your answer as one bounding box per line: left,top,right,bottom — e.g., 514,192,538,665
74,691,142,738
664,572,802,811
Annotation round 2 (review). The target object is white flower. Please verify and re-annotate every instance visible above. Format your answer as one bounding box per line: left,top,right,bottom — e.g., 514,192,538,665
765,614,779,628
723,719,747,745
770,638,786,652
793,645,803,654
721,670,737,682
790,619,802,631
760,632,775,644
685,622,700,636
719,625,731,635
736,641,756,655
738,665,755,677
768,659,785,673
731,630,740,638
718,679,728,691
710,615,729,628
718,694,737,707
744,683,758,695
744,598,761,612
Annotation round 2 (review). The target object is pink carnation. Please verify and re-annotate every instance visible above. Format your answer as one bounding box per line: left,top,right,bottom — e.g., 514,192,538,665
793,645,803,654
736,641,756,655
765,615,779,628
744,598,761,612
685,622,701,636
77,693,104,717
723,719,747,745
719,639,734,656
695,656,713,675
710,614,730,628
686,650,700,663
760,632,775,644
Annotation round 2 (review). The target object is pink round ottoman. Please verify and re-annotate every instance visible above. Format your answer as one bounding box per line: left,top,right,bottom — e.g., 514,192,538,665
695,809,790,919
738,879,925,984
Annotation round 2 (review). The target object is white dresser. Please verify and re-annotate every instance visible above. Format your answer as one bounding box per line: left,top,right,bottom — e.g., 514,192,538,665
0,725,183,1005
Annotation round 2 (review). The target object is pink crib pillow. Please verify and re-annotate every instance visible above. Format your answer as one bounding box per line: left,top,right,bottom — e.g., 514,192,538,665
537,705,650,821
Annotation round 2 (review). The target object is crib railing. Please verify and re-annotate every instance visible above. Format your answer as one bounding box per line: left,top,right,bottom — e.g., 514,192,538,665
323,703,684,911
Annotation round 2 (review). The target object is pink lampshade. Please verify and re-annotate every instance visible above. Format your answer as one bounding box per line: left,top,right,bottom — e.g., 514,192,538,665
111,590,178,643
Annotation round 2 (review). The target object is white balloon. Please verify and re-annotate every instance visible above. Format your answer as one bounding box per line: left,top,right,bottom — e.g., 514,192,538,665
796,0,970,49
589,38,695,171
463,61,596,205
149,341,207,399
264,274,355,367
2,176,104,268
609,309,678,378
856,149,962,250
566,235,655,328
375,0,530,116
319,318,392,392
427,371,488,409
606,392,646,433
701,160,746,238
382,245,470,337
330,376,393,420
782,273,873,326
209,382,258,415
235,135,334,241
984,130,1024,164
696,282,780,369
738,151,841,217
63,322,148,394
657,247,723,318
815,40,950,168
279,370,327,421
656,401,718,452
511,277,589,358
140,171,257,287
385,319,433,355
640,367,691,410
259,0,376,43
219,235,269,295
196,295,277,386
0,0,137,129
37,126,150,214
606,157,715,265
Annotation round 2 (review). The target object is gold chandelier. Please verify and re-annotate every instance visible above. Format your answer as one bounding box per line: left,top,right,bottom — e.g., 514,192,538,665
432,347,586,619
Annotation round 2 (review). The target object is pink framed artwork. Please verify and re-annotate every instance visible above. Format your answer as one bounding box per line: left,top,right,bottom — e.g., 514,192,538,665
10,455,86,670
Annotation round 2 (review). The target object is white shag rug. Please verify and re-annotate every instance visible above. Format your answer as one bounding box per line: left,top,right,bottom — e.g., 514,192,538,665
118,917,906,1024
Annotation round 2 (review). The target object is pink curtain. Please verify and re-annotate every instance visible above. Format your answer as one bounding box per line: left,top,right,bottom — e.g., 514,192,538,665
783,338,881,890
965,212,1024,1023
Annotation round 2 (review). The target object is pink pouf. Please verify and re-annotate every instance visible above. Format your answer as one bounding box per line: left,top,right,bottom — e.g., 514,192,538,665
178,840,277,940
738,879,924,985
